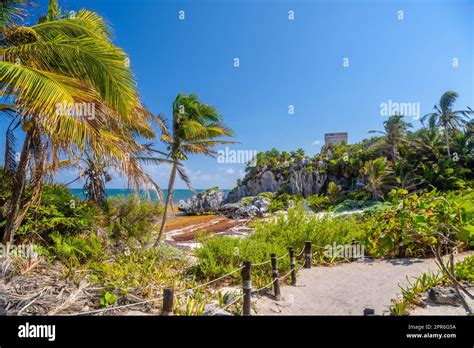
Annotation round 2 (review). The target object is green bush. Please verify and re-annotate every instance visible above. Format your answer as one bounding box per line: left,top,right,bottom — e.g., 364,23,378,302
346,189,372,201
89,246,189,296
454,255,474,282
196,204,367,284
306,194,330,212
331,199,382,212
268,193,302,213
257,192,274,200
15,184,103,241
364,190,473,258
48,231,103,266
106,195,163,246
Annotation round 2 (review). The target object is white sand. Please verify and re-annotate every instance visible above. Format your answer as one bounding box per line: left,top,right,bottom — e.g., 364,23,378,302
256,252,472,315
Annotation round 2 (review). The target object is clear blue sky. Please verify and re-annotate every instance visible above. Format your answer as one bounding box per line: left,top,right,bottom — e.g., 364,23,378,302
2,0,473,189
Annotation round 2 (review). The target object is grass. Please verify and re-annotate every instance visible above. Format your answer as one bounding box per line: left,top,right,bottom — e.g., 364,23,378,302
195,204,367,287
390,255,474,315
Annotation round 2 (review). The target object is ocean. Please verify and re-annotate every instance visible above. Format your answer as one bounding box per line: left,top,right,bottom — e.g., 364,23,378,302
69,188,230,203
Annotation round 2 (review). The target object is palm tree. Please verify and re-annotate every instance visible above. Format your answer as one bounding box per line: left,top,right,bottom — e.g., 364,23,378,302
0,1,158,242
64,143,165,207
153,94,235,246
422,91,473,157
370,114,412,166
362,157,393,200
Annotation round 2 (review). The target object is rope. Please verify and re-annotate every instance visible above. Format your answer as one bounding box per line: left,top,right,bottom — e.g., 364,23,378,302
72,265,245,316
252,253,289,267
280,259,307,281
178,265,245,294
220,294,243,311
296,246,306,257
70,247,309,316
71,295,164,316
252,259,272,267
275,252,289,261
252,279,275,293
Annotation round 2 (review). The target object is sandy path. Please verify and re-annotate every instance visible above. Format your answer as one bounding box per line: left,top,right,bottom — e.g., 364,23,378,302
256,252,472,315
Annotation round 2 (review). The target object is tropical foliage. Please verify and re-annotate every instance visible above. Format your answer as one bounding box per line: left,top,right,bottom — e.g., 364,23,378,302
0,0,162,243
154,93,234,245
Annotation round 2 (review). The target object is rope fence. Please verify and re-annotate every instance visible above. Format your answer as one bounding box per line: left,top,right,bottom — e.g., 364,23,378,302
74,242,315,316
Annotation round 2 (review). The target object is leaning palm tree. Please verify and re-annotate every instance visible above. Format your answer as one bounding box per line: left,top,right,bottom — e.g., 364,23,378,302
153,94,235,246
370,114,412,166
0,1,158,242
422,91,473,157
362,157,393,200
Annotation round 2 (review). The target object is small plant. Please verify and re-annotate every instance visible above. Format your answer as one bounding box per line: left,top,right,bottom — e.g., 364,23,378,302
107,195,163,247
306,194,330,212
99,290,118,308
48,231,103,266
327,181,341,204
390,270,443,316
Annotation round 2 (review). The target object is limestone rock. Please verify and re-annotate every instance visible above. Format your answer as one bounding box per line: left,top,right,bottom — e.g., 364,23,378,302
428,287,462,306
178,188,224,214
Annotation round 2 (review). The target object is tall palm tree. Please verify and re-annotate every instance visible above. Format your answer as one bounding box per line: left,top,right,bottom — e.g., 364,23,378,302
153,94,235,246
370,114,412,166
362,157,393,200
0,1,158,242
422,91,473,157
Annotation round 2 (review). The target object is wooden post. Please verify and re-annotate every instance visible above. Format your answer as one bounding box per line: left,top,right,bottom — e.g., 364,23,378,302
304,241,312,268
363,308,375,316
162,287,174,316
242,260,252,316
289,247,297,286
271,254,281,301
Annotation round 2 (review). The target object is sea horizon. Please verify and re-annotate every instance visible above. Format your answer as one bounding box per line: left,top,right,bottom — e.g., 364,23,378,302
69,188,231,203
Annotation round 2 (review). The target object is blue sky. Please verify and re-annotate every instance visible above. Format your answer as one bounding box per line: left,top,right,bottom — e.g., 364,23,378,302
2,0,473,189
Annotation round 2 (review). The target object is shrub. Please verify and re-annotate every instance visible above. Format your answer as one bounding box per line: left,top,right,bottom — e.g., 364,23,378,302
363,190,473,258
257,192,274,200
346,189,372,201
106,195,163,247
327,181,341,204
331,199,382,212
48,231,103,266
15,184,103,242
89,246,189,297
268,193,302,213
454,255,474,282
306,194,330,212
196,204,367,284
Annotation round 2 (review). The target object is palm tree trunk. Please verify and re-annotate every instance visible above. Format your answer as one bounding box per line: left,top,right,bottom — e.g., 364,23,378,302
154,161,177,246
391,144,397,167
444,128,451,158
2,129,33,243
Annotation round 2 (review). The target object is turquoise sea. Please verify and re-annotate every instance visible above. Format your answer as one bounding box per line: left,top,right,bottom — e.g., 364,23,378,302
69,188,230,203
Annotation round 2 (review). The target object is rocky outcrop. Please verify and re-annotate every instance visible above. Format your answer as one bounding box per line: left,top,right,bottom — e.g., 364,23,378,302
178,187,272,218
428,287,462,306
219,196,271,219
225,166,327,203
178,188,224,214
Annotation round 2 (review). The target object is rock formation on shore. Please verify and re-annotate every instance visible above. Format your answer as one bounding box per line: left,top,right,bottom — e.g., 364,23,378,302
225,164,327,203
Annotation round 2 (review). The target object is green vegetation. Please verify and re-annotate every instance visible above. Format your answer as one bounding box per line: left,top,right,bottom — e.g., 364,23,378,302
196,204,367,286
107,195,163,247
390,255,474,315
0,0,472,316
154,94,234,245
